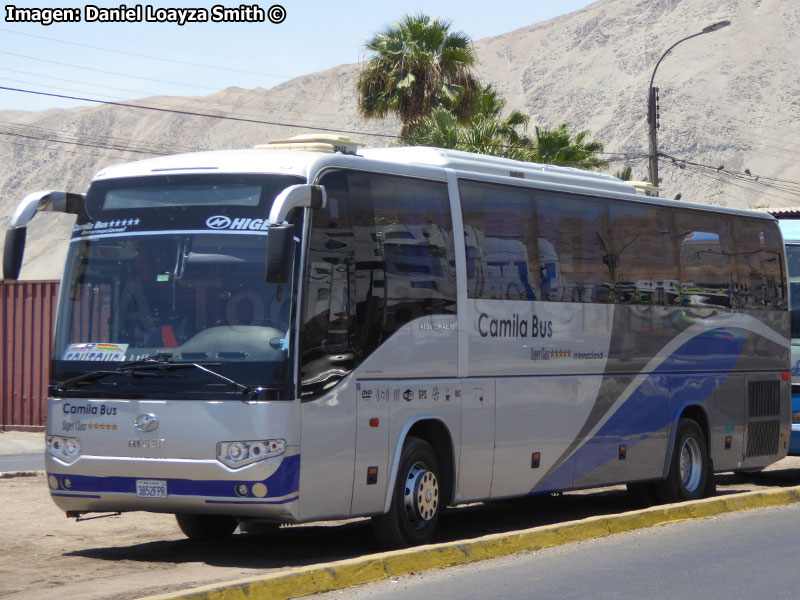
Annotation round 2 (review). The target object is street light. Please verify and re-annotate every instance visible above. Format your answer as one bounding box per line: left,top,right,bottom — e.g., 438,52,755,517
647,20,731,192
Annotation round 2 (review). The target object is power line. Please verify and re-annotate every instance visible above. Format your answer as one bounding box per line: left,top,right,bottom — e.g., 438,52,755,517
0,69,395,128
0,27,291,80
0,129,170,156
0,121,200,155
0,84,398,140
0,84,670,170
0,49,220,92
2,83,641,158
0,48,363,109
664,156,800,209
0,137,154,162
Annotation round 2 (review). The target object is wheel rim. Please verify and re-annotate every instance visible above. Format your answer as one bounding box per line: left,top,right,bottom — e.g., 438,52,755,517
403,461,439,529
679,437,703,493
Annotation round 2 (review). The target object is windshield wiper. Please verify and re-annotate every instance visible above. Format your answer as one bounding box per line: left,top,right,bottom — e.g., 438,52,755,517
52,367,160,392
123,361,253,395
53,355,260,397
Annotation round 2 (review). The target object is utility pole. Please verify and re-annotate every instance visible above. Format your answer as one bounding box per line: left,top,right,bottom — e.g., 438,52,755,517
647,20,731,194
647,86,659,191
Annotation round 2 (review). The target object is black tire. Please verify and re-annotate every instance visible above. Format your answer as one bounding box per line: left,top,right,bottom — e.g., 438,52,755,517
626,481,659,508
175,513,238,541
371,437,442,549
655,419,711,503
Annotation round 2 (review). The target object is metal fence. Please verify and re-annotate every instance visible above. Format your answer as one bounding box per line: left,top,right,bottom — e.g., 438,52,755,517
1,281,59,430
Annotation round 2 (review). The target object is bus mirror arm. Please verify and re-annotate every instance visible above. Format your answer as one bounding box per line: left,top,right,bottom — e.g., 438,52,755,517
3,190,85,281
265,223,295,284
268,184,326,225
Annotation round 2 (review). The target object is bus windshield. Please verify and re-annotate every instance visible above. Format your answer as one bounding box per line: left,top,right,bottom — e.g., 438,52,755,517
52,193,302,400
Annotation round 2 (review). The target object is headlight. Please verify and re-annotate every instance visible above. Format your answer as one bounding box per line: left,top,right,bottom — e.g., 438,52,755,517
47,435,81,463
217,439,286,469
792,412,800,424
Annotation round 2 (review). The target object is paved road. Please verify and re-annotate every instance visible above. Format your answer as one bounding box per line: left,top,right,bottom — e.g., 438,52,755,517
0,432,44,473
309,503,800,600
0,452,43,473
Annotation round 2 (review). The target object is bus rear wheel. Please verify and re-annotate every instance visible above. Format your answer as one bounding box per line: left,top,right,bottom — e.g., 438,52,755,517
371,437,442,549
656,419,711,503
175,513,238,541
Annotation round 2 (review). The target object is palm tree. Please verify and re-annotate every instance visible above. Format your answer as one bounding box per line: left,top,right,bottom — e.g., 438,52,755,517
357,14,478,134
614,166,633,181
531,123,609,170
401,89,607,170
400,83,535,160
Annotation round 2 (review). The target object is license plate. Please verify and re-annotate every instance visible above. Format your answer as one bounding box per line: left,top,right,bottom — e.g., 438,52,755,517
136,479,167,498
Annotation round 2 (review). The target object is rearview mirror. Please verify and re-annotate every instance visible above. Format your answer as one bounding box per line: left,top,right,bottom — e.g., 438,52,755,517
3,189,85,280
3,227,27,280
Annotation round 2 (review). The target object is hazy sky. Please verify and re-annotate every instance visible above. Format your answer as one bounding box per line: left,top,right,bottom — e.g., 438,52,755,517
0,0,595,112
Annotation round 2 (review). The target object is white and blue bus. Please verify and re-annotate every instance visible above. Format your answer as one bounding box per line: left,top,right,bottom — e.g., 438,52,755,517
4,137,791,548
768,211,800,455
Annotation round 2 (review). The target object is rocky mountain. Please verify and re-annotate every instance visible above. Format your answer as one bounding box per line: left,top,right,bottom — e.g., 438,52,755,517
2,0,798,279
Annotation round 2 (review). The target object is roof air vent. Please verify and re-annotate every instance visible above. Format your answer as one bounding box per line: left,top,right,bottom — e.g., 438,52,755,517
255,134,360,155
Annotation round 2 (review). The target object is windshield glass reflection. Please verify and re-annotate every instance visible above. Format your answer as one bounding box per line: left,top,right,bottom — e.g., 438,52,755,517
53,232,294,398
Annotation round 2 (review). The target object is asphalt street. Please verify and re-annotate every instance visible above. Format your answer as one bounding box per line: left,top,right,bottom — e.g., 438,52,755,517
308,503,800,600
0,431,44,473
0,452,43,472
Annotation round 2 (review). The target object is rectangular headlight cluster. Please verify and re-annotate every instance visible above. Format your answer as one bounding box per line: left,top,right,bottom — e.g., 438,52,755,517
217,439,286,469
47,435,81,463
792,412,800,424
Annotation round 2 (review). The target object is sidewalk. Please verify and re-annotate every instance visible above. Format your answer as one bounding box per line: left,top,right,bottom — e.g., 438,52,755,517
0,430,45,455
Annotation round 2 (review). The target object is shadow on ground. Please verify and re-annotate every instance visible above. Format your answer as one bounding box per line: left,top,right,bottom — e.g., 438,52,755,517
66,465,800,569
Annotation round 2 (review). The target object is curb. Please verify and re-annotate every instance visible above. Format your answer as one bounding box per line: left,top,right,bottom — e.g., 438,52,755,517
139,485,800,600
0,470,45,479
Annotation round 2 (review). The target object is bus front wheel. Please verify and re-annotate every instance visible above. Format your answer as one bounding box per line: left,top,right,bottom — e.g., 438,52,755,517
656,419,711,503
371,436,442,549
175,513,238,541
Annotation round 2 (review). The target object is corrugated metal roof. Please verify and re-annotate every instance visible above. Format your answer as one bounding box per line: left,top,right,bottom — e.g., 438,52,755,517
765,207,800,219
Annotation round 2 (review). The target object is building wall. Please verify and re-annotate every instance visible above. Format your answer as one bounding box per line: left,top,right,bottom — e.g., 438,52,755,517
1,281,59,430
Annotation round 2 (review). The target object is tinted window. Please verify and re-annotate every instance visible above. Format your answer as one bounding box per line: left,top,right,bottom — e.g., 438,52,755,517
674,211,732,307
460,181,614,302
609,202,679,305
731,218,786,310
459,181,538,300
535,190,614,303
301,170,455,398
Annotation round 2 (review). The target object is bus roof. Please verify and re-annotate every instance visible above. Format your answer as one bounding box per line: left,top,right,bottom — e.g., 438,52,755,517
90,145,778,221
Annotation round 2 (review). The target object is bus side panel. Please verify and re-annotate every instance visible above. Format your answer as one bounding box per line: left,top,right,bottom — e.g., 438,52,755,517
456,380,494,503
298,379,357,521
568,375,669,489
346,378,462,517
351,381,390,515
707,374,745,472
491,376,612,498
532,372,714,492
386,380,462,506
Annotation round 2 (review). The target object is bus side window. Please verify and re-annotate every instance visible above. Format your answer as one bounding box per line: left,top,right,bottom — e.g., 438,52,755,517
459,180,538,301
535,191,613,303
732,219,786,310
349,171,455,347
609,202,678,306
674,211,732,308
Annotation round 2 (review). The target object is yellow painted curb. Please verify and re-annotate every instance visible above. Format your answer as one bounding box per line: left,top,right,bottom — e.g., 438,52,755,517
140,485,800,600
